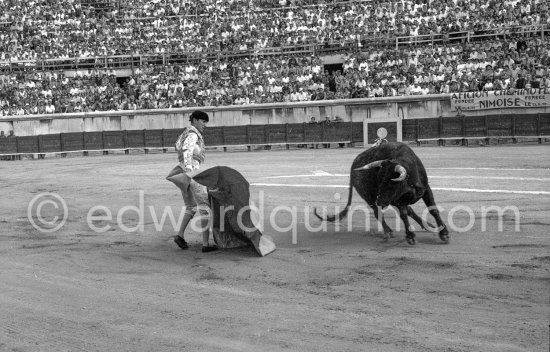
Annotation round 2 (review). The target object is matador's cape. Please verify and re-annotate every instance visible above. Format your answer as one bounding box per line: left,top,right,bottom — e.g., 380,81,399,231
193,166,276,257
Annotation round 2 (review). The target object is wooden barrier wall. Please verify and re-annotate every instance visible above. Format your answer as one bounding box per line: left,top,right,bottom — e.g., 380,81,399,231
401,113,549,143
2,112,549,156
0,122,363,155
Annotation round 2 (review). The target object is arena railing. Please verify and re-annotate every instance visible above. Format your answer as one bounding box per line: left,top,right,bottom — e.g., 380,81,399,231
0,23,547,73
0,47,319,73
2,112,548,159
394,24,548,48
0,121,364,159
401,113,549,146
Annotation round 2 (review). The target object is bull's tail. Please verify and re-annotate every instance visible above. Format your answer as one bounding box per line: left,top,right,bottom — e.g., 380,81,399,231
314,178,353,222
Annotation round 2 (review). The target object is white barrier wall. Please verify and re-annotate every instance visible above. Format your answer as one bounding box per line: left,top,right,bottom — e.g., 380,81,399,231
2,95,549,136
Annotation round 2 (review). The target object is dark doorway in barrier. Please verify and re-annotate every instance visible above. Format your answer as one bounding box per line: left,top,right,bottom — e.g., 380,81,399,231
323,63,343,75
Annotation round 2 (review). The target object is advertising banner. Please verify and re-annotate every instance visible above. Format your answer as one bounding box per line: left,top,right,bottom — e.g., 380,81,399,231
451,89,550,111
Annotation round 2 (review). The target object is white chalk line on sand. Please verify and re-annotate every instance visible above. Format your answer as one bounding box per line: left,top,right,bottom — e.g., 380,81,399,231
430,187,550,195
250,183,550,195
261,174,550,181
428,167,550,171
262,168,550,180
432,176,550,181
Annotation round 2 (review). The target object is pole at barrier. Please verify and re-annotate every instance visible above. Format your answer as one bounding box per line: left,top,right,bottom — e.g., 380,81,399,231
396,104,403,143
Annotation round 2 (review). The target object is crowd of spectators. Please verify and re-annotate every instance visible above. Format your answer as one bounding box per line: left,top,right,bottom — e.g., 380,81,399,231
0,0,548,61
0,0,549,116
1,34,549,116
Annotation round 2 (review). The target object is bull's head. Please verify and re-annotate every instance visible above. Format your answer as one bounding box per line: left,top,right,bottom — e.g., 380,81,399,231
354,160,408,208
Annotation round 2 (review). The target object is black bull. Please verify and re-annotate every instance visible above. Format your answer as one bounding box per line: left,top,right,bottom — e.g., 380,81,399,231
314,142,449,245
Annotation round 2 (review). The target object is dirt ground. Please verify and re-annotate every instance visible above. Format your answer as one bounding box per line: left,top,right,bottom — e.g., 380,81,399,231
0,144,549,352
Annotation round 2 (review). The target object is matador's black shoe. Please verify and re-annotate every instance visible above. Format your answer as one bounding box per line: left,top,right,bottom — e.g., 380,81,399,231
174,236,189,250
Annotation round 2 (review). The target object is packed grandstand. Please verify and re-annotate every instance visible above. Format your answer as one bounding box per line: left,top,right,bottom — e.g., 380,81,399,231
0,0,549,115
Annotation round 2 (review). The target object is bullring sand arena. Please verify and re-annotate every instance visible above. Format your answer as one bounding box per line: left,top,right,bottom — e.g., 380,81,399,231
0,144,549,352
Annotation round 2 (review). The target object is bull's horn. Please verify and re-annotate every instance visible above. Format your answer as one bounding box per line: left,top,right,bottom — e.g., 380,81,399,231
354,160,384,171
391,165,407,182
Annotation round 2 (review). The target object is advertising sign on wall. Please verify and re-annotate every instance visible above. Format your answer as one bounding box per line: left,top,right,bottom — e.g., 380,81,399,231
451,89,550,111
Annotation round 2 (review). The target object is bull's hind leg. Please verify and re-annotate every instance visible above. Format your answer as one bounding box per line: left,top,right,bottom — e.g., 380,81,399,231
407,206,435,230
371,205,394,241
422,186,450,243
399,206,417,245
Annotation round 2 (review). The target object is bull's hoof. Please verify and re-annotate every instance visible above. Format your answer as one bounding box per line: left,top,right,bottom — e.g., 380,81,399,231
381,232,393,242
439,228,450,243
406,236,416,245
